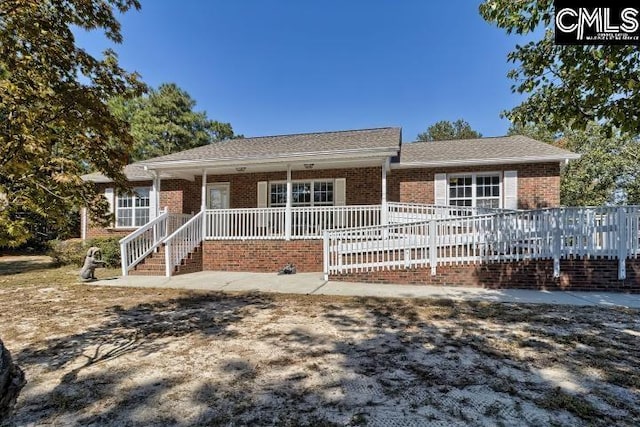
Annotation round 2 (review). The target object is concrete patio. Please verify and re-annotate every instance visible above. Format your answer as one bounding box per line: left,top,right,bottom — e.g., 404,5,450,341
95,271,640,308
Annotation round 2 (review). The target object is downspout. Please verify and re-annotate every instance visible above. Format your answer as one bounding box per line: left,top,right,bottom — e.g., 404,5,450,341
201,169,207,238
285,165,292,240
381,158,390,226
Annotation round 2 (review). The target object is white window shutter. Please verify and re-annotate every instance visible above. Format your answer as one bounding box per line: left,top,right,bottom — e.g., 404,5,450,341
334,178,346,206
104,187,115,226
104,187,114,213
257,181,268,208
434,173,447,205
504,170,518,209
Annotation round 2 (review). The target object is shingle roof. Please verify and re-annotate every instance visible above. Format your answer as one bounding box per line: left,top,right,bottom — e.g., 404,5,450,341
81,131,579,182
82,164,151,183
399,135,579,165
140,127,402,163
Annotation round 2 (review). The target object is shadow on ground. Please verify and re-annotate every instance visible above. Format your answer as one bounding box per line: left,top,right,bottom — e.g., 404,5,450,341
5,288,640,426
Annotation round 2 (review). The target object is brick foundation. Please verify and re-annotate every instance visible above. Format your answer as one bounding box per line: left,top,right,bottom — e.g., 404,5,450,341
331,257,640,293
202,240,323,273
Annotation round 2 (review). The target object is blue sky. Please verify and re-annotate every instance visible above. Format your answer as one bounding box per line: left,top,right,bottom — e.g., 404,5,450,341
76,1,529,142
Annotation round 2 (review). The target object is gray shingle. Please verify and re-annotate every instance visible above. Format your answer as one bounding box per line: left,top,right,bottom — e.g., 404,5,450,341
140,127,402,163
399,135,579,165
81,164,152,182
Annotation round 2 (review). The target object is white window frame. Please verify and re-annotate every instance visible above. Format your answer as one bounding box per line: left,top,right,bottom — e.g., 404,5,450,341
115,186,151,228
269,179,335,207
447,172,502,209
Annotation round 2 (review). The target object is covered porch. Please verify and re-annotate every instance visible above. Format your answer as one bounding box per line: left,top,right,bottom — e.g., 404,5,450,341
121,147,399,276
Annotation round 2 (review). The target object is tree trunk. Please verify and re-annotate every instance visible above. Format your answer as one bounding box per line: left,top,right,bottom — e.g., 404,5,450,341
0,339,25,421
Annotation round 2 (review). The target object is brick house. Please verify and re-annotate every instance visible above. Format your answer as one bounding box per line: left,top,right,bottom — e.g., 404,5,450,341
83,126,636,290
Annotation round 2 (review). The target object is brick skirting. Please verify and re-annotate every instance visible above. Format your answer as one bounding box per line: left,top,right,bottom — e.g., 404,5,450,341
202,240,323,273
330,257,640,293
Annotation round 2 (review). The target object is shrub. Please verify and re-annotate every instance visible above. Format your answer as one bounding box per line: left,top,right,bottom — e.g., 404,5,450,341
48,237,121,268
87,237,121,268
48,238,85,267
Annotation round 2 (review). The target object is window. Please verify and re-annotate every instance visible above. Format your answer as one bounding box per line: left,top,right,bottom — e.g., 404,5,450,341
448,174,501,208
269,180,334,207
116,187,150,227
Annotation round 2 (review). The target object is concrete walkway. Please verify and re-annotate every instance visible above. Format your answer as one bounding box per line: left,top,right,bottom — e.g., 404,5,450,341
95,271,640,308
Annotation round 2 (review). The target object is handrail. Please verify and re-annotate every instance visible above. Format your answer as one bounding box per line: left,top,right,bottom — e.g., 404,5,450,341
164,211,204,277
119,210,193,276
324,205,640,281
119,210,169,276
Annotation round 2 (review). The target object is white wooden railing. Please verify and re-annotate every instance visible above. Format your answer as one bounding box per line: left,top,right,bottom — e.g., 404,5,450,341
206,207,287,240
324,206,640,280
204,205,382,240
290,205,381,239
164,211,204,277
387,202,507,223
119,209,192,276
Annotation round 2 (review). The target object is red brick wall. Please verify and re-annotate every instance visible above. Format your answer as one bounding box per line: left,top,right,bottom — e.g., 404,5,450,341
202,240,323,272
387,162,561,209
331,257,640,293
160,179,200,214
201,166,382,208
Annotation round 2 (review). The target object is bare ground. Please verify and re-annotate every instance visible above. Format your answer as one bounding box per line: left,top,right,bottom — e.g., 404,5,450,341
0,259,639,426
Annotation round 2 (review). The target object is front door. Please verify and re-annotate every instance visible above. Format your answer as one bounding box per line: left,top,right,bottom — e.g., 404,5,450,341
206,183,230,209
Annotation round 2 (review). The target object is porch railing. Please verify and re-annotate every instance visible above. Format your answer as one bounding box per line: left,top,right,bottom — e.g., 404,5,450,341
387,201,508,223
324,206,640,280
164,211,204,277
204,205,382,240
119,209,193,276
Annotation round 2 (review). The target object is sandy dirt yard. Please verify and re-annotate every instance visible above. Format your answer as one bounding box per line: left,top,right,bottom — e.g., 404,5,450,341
0,259,639,426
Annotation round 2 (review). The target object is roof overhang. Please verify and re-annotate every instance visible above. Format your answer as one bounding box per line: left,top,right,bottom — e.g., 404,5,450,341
136,148,398,180
391,154,581,169
140,147,398,170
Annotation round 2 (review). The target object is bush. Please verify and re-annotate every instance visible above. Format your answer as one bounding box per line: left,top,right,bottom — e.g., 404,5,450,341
87,237,121,268
48,237,121,268
48,238,85,267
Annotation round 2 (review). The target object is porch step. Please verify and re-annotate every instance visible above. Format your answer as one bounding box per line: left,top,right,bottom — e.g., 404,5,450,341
174,244,203,276
129,244,203,276
129,246,166,276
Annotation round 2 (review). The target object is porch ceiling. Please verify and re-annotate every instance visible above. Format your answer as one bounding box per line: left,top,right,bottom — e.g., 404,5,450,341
151,156,388,179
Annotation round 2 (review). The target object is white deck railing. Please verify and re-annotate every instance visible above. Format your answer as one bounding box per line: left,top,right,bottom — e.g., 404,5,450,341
324,206,640,280
290,205,381,239
164,211,204,277
205,207,287,240
387,202,507,223
119,209,192,276
204,205,382,240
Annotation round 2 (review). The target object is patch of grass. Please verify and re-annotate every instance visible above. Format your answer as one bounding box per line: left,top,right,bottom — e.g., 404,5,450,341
536,387,602,421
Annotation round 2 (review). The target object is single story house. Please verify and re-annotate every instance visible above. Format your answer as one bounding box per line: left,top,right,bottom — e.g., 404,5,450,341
81,127,640,292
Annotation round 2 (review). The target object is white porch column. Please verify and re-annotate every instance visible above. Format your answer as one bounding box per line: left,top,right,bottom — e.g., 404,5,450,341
201,169,207,238
151,171,161,220
285,165,292,240
381,159,389,226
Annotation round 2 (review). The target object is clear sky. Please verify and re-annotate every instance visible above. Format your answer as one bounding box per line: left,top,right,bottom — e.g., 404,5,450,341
76,0,530,142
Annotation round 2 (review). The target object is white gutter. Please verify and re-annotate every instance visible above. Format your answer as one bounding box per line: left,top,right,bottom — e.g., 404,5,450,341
391,154,581,169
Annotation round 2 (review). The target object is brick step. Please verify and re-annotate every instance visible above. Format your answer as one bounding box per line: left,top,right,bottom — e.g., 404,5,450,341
133,265,165,272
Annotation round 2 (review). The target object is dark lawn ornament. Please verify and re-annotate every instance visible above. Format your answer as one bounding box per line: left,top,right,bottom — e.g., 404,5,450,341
80,247,106,280
0,338,25,421
278,263,296,275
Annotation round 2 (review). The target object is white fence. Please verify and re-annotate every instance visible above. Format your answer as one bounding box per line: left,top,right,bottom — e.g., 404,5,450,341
324,206,640,280
119,210,192,276
387,202,506,223
164,211,204,277
204,205,382,240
